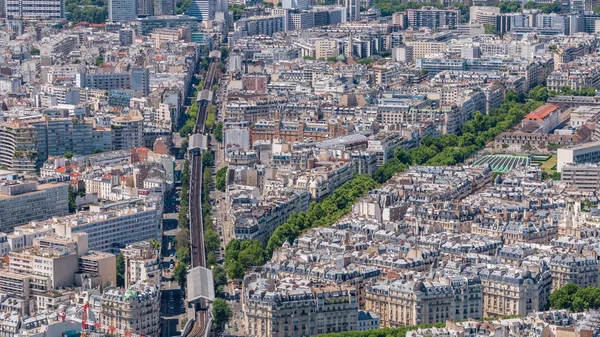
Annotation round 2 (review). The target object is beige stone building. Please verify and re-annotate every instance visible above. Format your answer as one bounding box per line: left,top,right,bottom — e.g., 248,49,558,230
244,277,359,337
549,254,599,291
99,280,161,337
474,266,552,317
365,276,482,328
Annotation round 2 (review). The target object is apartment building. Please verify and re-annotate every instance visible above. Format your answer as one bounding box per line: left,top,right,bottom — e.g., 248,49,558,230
111,114,144,150
406,8,459,30
550,254,599,291
244,277,359,337
0,179,68,233
0,121,37,172
366,276,482,327
122,241,160,288
8,247,79,289
99,280,160,337
78,251,117,287
47,201,161,253
405,41,446,60
547,62,600,92
474,265,552,317
250,120,346,146
226,95,289,122
315,39,339,59
231,188,310,243
366,132,404,167
5,0,64,19
561,164,600,190
235,15,285,36
39,35,78,56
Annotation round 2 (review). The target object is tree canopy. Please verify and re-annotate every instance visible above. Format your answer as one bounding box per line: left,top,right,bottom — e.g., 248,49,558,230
548,284,600,312
372,1,442,17
216,166,228,192
212,298,233,330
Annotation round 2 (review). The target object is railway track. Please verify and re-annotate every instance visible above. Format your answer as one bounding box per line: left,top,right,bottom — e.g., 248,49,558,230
187,58,218,337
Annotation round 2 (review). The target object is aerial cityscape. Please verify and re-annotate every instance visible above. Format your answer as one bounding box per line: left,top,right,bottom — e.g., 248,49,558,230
4,0,600,336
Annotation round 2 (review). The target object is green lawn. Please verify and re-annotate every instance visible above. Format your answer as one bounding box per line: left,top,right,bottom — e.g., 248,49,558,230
540,155,557,173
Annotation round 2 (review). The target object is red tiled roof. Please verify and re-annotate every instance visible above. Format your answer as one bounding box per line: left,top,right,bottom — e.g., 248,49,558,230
524,104,559,121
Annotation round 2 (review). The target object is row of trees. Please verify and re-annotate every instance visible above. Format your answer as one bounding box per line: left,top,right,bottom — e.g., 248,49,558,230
528,85,596,102
523,0,562,13
179,80,203,137
266,174,378,254
315,324,445,337
372,0,442,16
223,174,378,279
549,284,600,312
66,0,107,23
216,166,227,192
373,91,545,184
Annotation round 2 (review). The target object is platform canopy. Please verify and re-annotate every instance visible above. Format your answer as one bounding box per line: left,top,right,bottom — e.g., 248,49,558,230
187,266,215,303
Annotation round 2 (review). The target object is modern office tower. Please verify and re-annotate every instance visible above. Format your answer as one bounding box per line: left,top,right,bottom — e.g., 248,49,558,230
187,0,214,21
109,0,137,22
130,67,149,96
282,0,309,10
154,0,175,15
111,113,144,150
4,0,64,19
345,0,359,21
137,0,153,16
0,179,69,233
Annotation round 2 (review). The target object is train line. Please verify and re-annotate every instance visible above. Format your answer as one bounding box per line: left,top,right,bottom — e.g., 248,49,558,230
187,58,218,337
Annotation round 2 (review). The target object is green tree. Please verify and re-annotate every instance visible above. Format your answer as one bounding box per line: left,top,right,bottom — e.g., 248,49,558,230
528,85,550,102
68,185,77,213
173,262,188,288
484,24,497,35
202,151,214,168
230,4,245,20
216,166,228,191
213,265,228,290
116,253,124,287
498,0,520,13
453,2,469,22
92,149,104,154
212,298,233,330
549,283,580,309
31,47,40,55
214,122,223,143
96,55,104,66
204,226,221,253
63,152,75,159
220,46,230,59
206,111,217,130
226,259,245,279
